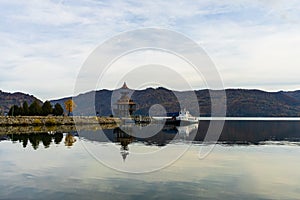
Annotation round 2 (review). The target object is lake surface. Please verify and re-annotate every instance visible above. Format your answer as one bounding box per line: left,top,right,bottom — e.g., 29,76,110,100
1,120,300,199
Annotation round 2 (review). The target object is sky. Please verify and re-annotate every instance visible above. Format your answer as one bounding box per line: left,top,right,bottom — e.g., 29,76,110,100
0,0,300,100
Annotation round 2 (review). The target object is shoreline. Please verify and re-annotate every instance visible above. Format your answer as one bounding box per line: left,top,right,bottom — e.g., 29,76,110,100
0,124,118,135
0,116,120,126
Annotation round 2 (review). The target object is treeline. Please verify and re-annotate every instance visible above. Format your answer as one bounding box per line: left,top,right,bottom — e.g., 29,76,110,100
8,100,64,116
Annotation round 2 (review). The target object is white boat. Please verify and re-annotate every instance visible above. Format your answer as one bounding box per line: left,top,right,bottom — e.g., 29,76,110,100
176,109,198,124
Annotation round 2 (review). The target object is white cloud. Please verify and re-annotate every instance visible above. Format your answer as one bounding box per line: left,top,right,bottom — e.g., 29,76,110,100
0,0,300,100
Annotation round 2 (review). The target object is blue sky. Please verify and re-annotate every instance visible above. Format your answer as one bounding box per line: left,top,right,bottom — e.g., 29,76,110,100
0,0,300,100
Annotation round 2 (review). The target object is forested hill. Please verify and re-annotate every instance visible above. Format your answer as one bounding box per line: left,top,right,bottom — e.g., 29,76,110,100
0,90,42,114
224,89,300,117
50,88,300,117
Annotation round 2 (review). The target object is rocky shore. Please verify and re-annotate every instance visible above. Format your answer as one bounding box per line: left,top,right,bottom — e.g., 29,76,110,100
0,116,120,126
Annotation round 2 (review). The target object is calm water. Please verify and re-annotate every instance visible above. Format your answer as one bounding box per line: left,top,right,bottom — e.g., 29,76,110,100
1,120,300,199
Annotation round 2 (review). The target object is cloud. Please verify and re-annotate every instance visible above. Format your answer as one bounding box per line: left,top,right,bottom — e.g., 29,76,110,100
0,0,300,100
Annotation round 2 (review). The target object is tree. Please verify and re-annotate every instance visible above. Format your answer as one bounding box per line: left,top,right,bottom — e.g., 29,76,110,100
29,100,42,116
42,101,53,116
53,103,64,116
8,106,13,116
22,101,29,116
64,99,76,116
8,105,19,116
18,106,23,116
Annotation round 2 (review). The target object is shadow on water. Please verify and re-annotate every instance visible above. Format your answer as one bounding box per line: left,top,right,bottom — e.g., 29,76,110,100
197,120,300,145
1,120,300,150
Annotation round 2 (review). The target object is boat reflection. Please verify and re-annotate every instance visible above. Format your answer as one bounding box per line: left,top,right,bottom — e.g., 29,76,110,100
176,123,199,138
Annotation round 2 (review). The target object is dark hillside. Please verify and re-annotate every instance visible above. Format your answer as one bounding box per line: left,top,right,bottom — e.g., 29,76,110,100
50,88,300,117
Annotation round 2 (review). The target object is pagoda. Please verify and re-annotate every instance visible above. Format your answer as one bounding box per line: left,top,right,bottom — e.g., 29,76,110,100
113,127,134,162
115,82,136,118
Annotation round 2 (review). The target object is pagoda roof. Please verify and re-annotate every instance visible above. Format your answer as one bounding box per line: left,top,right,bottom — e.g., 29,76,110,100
121,82,128,89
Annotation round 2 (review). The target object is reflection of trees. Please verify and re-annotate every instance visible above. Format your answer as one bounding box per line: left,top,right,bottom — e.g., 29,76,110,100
29,134,40,150
41,133,52,148
7,132,64,150
53,133,63,144
64,133,76,147
22,137,28,148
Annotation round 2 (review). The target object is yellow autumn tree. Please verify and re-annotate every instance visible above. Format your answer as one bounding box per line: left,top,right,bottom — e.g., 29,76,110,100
64,99,76,116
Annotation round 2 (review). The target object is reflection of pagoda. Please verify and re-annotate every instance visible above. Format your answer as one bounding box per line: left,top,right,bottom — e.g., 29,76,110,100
116,82,136,118
113,127,134,162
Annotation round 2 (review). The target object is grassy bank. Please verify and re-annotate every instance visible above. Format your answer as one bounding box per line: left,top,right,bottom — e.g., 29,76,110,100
0,124,118,135
0,116,120,126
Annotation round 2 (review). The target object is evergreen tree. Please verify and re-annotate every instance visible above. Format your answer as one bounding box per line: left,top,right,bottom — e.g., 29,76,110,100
8,105,15,116
18,106,23,116
8,105,22,116
42,101,53,116
29,100,42,116
22,101,29,116
53,103,64,116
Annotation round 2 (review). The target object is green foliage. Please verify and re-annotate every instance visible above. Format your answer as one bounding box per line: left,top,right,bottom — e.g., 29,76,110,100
42,101,53,116
53,103,64,116
22,101,29,116
29,100,42,116
8,105,23,116
8,100,64,116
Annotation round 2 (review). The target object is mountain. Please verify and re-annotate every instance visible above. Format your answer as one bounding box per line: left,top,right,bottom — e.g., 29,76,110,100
283,90,300,100
3,87,300,117
225,89,300,117
0,90,42,114
50,88,300,117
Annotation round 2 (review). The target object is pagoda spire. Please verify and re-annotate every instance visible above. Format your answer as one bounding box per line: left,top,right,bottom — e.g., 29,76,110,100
121,82,128,89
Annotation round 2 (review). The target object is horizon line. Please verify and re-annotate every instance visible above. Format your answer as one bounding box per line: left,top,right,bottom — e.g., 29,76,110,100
1,87,300,102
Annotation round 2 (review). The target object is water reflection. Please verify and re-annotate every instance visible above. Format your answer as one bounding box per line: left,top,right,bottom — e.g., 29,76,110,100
177,123,199,138
113,127,133,161
112,124,199,161
5,132,64,149
2,120,300,151
65,133,77,147
197,120,300,144
1,121,300,199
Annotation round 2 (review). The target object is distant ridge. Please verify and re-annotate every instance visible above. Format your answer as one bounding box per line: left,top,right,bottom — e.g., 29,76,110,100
50,88,300,117
0,90,42,114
